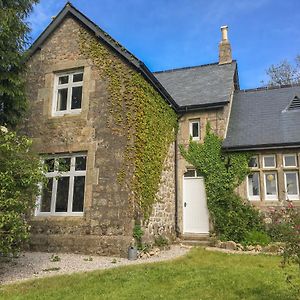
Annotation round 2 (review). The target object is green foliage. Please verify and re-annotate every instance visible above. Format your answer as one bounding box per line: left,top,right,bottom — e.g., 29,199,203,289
0,127,45,255
180,124,264,242
79,31,177,218
243,230,271,246
265,203,300,292
154,235,169,247
0,0,39,127
133,224,144,249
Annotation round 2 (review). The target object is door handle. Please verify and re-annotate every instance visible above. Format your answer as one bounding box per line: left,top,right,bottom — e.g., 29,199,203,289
184,202,187,207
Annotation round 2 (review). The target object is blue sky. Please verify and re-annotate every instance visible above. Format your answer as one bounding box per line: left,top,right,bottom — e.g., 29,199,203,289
28,0,300,89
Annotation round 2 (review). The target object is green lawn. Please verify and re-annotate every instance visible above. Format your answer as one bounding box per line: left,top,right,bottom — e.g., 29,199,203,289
0,248,298,300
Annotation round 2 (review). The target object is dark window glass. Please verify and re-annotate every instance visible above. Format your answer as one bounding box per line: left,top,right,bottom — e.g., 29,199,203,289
59,75,68,84
71,86,82,109
264,156,276,168
41,178,53,212
284,155,297,167
55,177,69,212
248,173,260,196
75,156,86,170
58,157,71,172
285,172,298,195
57,88,68,111
196,170,202,177
45,158,55,172
265,173,277,195
192,122,199,137
184,170,196,178
248,156,259,168
72,176,85,212
73,73,83,82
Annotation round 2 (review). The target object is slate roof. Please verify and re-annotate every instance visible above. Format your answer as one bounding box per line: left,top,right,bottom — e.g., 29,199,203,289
27,2,179,110
223,85,300,150
154,61,237,110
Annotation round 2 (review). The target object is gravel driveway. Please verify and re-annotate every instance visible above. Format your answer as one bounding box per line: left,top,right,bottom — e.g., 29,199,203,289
0,245,190,285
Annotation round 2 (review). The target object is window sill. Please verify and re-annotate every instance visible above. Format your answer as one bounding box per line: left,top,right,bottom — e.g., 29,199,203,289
33,214,84,222
248,197,261,201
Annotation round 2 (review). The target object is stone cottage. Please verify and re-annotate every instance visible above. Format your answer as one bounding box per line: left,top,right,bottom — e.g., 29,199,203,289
23,3,300,255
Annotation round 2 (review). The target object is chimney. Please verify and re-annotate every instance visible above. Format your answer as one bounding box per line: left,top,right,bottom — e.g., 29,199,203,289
219,25,232,65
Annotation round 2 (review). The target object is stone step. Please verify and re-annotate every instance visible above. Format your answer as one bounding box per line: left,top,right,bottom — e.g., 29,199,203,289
181,233,210,241
180,240,210,247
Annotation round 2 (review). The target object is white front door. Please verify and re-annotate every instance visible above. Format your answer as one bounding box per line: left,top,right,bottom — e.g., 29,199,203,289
183,170,209,234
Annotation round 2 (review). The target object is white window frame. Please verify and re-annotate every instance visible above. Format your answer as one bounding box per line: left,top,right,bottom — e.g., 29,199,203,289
184,168,201,178
36,153,86,216
264,172,278,201
263,155,276,168
283,154,297,168
52,69,84,116
189,119,200,141
284,171,300,200
247,172,260,201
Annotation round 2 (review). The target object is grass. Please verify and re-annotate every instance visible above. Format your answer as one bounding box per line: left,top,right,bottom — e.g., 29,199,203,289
0,248,298,300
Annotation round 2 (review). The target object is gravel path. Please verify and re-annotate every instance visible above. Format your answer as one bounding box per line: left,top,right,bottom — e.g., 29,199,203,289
0,245,190,285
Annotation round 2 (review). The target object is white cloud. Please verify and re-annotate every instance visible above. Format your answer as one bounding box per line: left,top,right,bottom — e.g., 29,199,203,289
27,0,65,40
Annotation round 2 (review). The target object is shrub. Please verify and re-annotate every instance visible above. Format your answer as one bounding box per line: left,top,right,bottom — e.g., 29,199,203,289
243,230,271,246
133,224,144,249
265,203,300,292
154,235,169,248
0,127,45,255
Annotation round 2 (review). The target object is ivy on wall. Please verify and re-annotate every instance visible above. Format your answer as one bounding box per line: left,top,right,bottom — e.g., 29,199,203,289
79,31,177,219
180,124,264,242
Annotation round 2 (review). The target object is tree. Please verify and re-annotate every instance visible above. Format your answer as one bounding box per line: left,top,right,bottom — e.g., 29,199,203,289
0,0,39,128
0,127,45,255
266,55,300,87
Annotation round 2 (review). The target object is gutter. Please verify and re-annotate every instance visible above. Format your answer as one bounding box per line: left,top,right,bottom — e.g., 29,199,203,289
177,101,228,113
223,141,300,152
174,136,179,236
174,113,184,237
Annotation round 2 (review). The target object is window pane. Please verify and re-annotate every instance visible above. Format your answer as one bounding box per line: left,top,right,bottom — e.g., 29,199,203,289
75,156,86,170
58,157,71,172
264,156,276,168
58,75,68,84
73,73,83,82
285,172,299,195
184,170,196,178
248,173,260,197
192,122,199,138
55,177,69,212
284,155,297,167
196,170,202,177
41,178,53,212
248,156,259,168
57,88,68,111
45,158,55,172
72,176,85,212
71,86,82,109
265,173,277,196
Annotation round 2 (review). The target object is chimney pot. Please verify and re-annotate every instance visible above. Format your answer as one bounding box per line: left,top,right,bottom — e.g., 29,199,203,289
219,25,232,65
220,25,228,41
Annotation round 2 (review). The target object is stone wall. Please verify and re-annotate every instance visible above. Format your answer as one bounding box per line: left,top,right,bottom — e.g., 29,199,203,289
23,14,178,256
144,142,176,242
22,16,140,256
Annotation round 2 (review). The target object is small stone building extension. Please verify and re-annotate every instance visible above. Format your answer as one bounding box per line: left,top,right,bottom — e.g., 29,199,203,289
23,2,300,255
